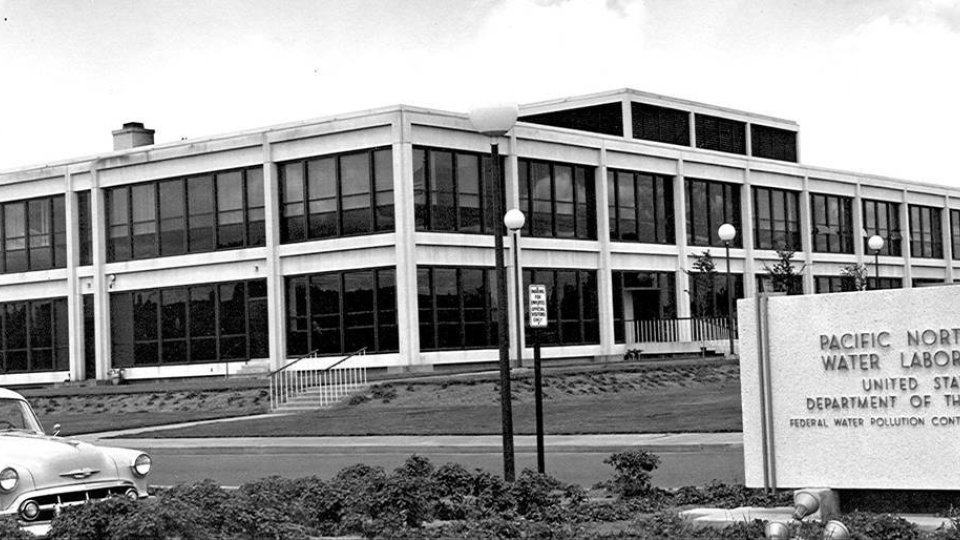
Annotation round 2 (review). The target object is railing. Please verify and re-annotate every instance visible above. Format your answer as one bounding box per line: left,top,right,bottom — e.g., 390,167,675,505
269,347,367,410
626,317,737,344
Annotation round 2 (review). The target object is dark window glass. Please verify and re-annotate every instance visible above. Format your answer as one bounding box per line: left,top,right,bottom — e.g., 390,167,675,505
430,151,455,231
810,193,854,254
608,169,674,244
187,175,215,252
522,268,599,346
418,266,496,351
414,147,503,235
688,272,744,319
815,276,857,294
695,114,746,155
751,124,798,162
159,180,186,256
0,297,68,373
518,158,596,240
457,154,481,233
27,199,53,270
951,209,960,261
52,196,66,267
216,171,244,249
863,199,901,256
753,186,801,250
106,188,130,262
245,168,265,247
611,271,677,344
909,205,943,259
78,191,93,266
413,148,428,230
521,102,623,136
3,203,26,272
280,148,392,242
285,268,397,356
632,102,690,146
686,178,741,248
112,279,266,366
867,277,902,290
131,184,158,259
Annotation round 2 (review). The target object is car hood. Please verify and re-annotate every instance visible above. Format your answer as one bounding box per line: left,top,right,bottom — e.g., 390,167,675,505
0,432,120,487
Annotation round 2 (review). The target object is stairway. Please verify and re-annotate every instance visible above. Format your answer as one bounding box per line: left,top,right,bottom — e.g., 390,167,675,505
273,384,368,411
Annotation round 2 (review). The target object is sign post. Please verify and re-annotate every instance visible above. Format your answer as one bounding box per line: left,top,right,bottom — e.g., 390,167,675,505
528,284,548,473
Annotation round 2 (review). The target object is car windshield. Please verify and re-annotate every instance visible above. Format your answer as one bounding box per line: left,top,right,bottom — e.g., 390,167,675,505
0,398,44,435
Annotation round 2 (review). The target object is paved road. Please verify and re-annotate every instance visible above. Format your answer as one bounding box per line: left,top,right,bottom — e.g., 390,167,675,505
82,427,745,488
144,446,744,489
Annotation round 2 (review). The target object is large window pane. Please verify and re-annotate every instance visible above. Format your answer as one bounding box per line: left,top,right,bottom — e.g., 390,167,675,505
187,176,215,252
307,158,338,238
245,168,266,247
417,267,496,351
4,202,26,272
159,180,186,256
216,171,244,249
374,149,394,232
27,199,52,270
340,153,372,235
131,184,158,259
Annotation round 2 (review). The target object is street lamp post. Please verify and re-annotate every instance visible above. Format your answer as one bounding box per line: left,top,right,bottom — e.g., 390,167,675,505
868,235,884,288
718,223,737,356
470,104,518,482
504,209,526,368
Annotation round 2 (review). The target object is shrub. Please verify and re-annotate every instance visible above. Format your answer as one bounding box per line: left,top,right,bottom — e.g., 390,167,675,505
319,463,387,534
510,469,584,522
48,496,137,540
840,511,921,540
472,470,516,518
0,516,34,540
105,498,206,540
161,478,231,532
602,449,661,498
375,456,440,527
673,480,792,508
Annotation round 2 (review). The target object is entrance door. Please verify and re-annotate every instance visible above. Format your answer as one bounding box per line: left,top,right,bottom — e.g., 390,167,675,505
631,289,668,341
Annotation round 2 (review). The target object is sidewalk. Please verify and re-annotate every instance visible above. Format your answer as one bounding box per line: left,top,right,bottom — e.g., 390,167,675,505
75,414,743,455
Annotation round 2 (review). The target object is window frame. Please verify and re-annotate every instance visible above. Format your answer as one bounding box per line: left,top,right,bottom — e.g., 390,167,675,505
517,158,596,240
685,178,742,248
862,199,902,257
810,192,854,254
752,186,801,251
909,204,943,259
608,169,675,245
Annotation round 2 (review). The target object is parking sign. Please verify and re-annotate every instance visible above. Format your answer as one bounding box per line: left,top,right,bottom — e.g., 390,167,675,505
528,284,548,328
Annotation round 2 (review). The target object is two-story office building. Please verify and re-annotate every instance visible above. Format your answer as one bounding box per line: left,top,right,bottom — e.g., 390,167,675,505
0,88,956,385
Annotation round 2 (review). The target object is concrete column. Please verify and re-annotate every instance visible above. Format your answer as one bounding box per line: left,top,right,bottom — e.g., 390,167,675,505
853,183,865,265
675,159,691,318
745,124,753,157
596,143,615,356
393,111,421,368
621,98,632,139
64,169,83,381
688,112,697,148
901,190,913,287
261,136,285,370
742,169,756,297
943,196,954,283
90,162,109,379
800,176,814,294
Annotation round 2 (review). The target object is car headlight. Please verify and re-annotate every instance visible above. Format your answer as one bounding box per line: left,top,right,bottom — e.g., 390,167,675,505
0,468,18,492
131,454,151,477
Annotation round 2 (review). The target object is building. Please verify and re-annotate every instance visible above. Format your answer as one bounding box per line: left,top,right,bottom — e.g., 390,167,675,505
0,88,956,385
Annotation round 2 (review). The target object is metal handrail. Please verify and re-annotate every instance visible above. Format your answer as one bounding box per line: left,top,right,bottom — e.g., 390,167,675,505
269,347,369,410
268,348,320,376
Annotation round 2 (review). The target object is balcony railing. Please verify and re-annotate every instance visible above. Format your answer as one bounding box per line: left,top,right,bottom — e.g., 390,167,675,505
625,317,736,344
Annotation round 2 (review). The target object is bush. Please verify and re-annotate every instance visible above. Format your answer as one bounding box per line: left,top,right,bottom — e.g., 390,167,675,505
602,449,661,498
375,456,440,528
841,511,921,540
674,480,792,508
510,469,584,522
0,516,34,540
105,498,206,540
48,496,137,540
161,478,232,532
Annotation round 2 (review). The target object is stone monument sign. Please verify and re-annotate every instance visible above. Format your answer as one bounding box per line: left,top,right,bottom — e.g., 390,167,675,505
740,285,960,489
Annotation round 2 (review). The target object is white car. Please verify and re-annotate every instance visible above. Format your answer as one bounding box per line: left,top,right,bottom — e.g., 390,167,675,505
0,387,151,536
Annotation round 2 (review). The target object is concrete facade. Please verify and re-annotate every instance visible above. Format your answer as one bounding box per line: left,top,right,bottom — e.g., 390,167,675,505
0,88,958,385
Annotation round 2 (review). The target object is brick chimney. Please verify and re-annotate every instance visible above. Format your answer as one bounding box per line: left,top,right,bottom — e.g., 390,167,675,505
112,122,155,150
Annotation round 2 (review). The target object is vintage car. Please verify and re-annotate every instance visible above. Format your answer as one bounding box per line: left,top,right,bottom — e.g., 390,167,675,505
0,387,151,535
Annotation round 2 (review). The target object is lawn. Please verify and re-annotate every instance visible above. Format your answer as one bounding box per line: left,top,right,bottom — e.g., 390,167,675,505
127,361,743,438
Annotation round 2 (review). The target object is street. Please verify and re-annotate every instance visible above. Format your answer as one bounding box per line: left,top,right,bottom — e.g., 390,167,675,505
144,446,744,489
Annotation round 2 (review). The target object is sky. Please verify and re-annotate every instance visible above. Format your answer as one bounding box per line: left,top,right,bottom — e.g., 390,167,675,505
0,0,958,186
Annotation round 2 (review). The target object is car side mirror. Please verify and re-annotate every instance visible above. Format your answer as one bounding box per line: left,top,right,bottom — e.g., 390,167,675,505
51,424,61,436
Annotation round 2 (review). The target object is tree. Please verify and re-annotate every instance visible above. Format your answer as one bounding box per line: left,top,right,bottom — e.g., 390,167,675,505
762,246,805,294
686,250,718,317
839,263,868,291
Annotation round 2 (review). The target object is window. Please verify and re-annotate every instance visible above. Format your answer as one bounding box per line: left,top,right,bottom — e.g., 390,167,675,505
688,273,744,318
0,195,65,274
78,191,93,265
751,125,798,162
863,199,902,256
0,297,68,373
418,267,498,351
632,103,690,146
951,210,960,261
414,147,501,234
280,148,393,242
756,274,803,295
686,178,742,248
285,268,397,357
105,167,265,262
612,271,677,343
753,186,800,250
608,170,674,244
695,114,746,155
110,279,268,367
910,205,943,259
815,276,857,294
914,278,945,287
811,193,854,254
522,268,599,346
520,102,624,137
868,277,902,290
518,158,596,239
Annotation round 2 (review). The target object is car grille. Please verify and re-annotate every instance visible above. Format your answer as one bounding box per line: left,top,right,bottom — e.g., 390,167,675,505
25,485,136,522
